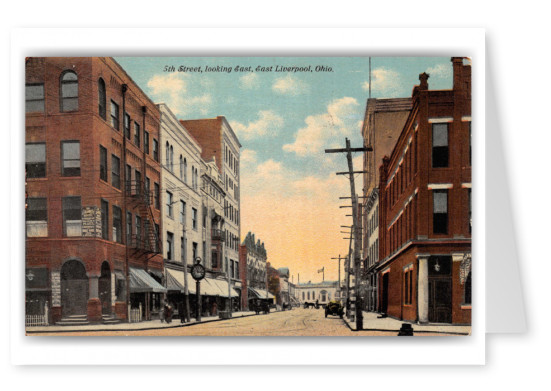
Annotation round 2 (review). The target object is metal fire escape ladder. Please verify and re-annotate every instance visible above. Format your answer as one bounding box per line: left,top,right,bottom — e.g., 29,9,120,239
127,179,162,258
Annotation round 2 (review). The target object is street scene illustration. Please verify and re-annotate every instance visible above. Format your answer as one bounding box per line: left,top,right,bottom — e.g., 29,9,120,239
24,56,472,336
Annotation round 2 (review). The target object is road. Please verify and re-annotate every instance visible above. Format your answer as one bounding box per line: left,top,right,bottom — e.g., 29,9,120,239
35,308,455,336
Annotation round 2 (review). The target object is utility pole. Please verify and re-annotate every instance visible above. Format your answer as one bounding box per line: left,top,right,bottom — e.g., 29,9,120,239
325,138,371,330
331,254,345,300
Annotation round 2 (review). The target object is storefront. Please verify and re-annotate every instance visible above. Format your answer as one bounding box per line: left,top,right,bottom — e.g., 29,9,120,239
129,267,166,321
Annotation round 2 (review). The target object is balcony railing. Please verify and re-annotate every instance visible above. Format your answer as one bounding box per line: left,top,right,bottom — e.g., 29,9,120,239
211,228,225,242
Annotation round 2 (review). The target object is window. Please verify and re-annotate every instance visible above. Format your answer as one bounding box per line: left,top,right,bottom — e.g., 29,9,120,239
433,190,448,234
145,177,151,201
125,165,132,190
112,205,122,243
184,158,188,184
153,139,159,162
166,191,173,218
110,100,119,130
432,123,449,168
167,232,174,261
26,84,44,113
404,269,413,304
26,198,47,237
235,260,239,279
179,155,183,179
111,155,120,189
464,272,472,304
99,145,107,182
181,236,186,264
101,200,109,240
203,241,206,265
165,142,170,169
192,242,198,261
170,146,174,172
180,201,186,225
62,196,81,237
135,215,142,244
191,165,195,189
126,211,132,245
154,183,160,209
124,113,131,139
98,78,106,119
192,208,198,230
468,188,472,233
202,205,207,228
230,260,235,279
61,141,80,176
135,170,141,194
134,121,140,147
144,131,150,154
469,122,472,166
60,71,78,112
25,143,46,178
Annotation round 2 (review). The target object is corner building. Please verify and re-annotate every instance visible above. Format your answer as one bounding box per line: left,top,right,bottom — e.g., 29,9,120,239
377,57,472,325
25,57,164,325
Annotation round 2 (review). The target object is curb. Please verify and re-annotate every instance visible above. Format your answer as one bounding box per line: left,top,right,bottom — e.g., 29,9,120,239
342,317,470,335
26,311,269,335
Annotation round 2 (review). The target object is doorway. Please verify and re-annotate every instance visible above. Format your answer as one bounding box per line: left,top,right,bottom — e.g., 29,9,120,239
381,272,389,314
428,256,452,323
99,261,111,315
60,260,88,317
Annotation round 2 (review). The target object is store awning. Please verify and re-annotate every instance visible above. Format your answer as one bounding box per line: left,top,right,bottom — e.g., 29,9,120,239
166,269,195,294
129,267,166,293
248,287,275,300
209,278,239,298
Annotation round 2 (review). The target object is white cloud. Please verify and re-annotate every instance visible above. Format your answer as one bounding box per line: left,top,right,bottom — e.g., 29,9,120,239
282,97,361,156
230,110,284,141
361,67,402,98
426,63,452,79
272,74,308,95
239,73,260,89
146,73,212,116
240,149,258,166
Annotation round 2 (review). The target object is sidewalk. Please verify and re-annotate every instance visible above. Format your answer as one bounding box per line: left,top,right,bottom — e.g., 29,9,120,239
343,311,471,335
26,310,259,334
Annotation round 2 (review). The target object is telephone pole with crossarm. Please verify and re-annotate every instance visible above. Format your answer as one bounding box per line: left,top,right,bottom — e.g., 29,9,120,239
325,138,372,330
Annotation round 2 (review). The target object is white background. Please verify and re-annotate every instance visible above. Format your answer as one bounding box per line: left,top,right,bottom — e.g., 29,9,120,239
1,0,548,389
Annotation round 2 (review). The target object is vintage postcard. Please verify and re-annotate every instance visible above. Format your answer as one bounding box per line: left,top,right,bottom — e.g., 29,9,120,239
24,56,472,337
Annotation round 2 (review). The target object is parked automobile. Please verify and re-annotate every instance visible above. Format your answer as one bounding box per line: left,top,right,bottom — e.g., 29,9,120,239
325,300,344,318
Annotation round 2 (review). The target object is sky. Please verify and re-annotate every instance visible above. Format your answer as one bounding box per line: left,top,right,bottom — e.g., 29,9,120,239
115,56,453,284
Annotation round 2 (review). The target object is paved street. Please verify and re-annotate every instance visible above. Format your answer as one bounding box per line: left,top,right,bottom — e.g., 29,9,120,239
32,308,463,337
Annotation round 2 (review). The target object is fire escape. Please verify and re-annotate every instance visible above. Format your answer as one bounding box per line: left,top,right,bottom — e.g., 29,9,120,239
126,179,162,259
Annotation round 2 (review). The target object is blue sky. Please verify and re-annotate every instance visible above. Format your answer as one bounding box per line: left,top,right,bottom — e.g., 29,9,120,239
115,56,453,282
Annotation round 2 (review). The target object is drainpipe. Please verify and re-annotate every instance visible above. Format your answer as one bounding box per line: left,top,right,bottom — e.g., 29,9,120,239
122,83,129,322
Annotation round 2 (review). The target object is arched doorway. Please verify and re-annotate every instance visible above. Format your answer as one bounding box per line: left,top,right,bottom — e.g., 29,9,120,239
61,259,88,317
99,261,111,315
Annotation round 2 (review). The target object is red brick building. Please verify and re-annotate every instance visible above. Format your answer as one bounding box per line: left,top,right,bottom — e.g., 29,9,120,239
25,57,165,325
377,57,472,325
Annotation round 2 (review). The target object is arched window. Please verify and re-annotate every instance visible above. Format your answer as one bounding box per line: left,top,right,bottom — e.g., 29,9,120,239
170,146,174,172
191,165,195,189
165,142,170,168
184,158,188,184
60,70,78,112
179,155,183,179
195,168,198,190
307,291,310,300
98,78,106,119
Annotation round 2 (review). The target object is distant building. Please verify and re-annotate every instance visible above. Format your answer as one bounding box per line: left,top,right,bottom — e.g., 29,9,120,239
377,57,471,325
240,232,272,309
295,281,339,305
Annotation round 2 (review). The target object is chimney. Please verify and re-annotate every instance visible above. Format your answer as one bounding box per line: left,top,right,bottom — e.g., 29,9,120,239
451,57,464,91
419,72,429,90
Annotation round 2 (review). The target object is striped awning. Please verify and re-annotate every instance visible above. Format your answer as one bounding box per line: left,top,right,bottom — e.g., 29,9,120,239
129,267,166,293
166,269,195,294
248,287,275,300
208,278,239,298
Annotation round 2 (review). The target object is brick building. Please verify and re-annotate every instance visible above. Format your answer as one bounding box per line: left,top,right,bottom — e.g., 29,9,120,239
240,232,272,309
25,57,165,325
376,57,472,325
360,97,412,312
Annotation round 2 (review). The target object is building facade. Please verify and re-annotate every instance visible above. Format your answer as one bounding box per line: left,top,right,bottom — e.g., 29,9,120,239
295,281,339,305
240,232,271,308
180,117,242,312
377,57,472,325
25,57,165,325
360,97,412,313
